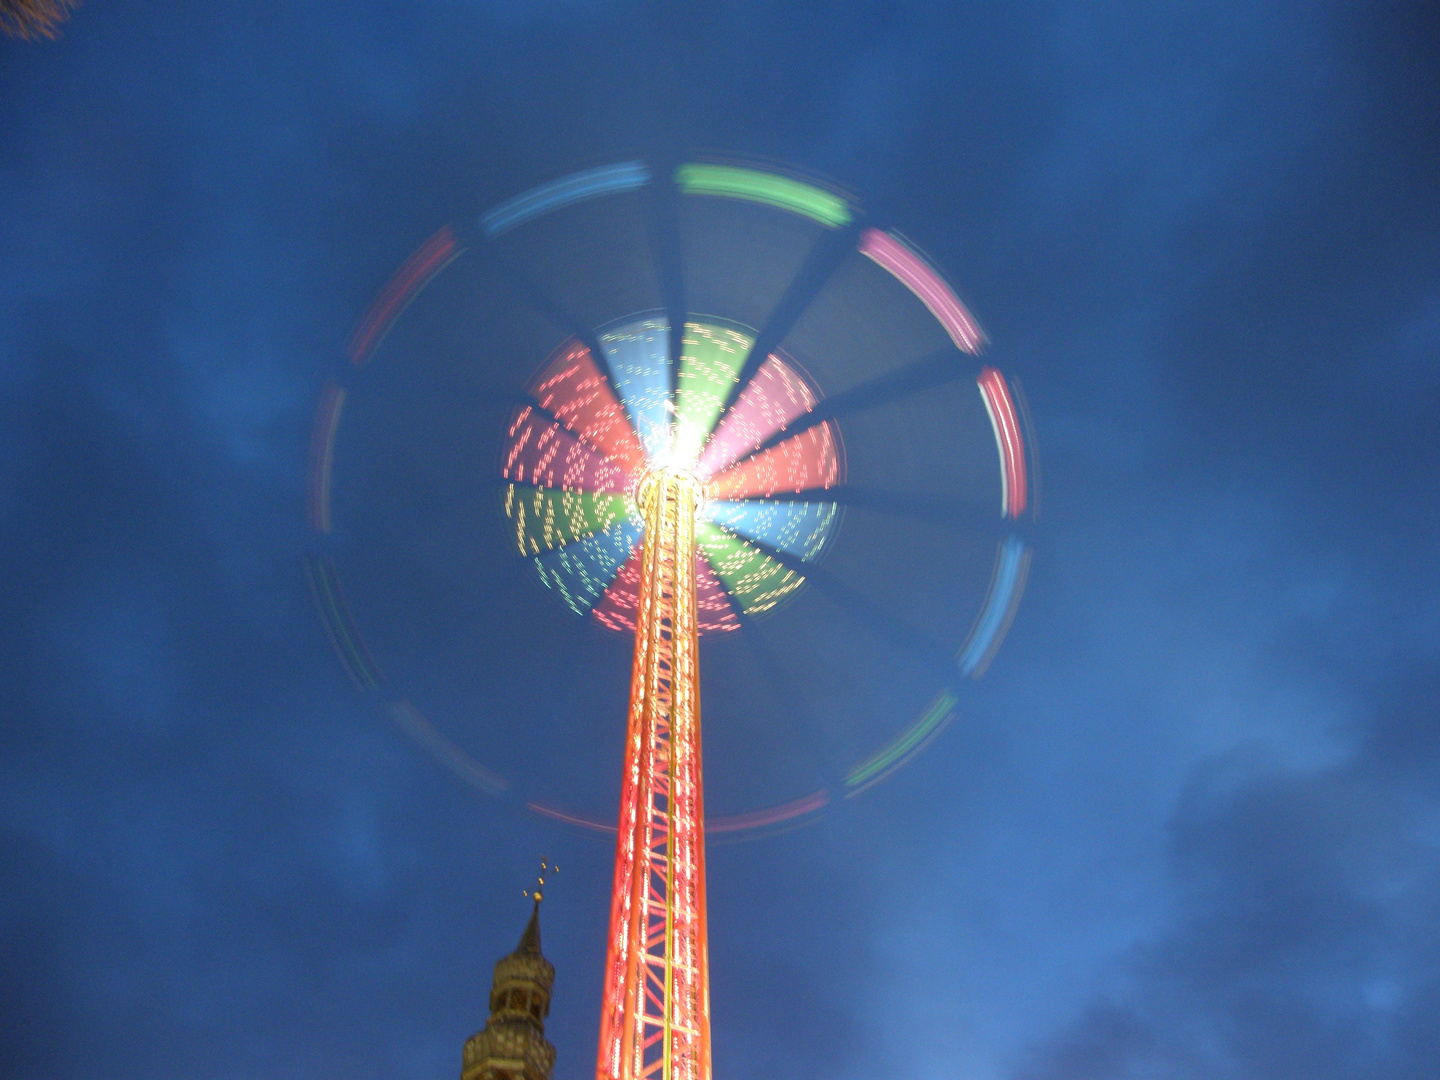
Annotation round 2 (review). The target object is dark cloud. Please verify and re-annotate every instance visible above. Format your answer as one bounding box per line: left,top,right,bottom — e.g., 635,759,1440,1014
1018,669,1440,1079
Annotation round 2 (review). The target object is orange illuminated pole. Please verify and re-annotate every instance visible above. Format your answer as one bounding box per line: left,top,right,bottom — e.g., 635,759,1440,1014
596,468,711,1080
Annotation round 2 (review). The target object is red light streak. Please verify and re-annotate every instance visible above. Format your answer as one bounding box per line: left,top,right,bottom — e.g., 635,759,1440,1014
977,367,1027,518
348,226,462,366
704,421,841,502
594,551,740,635
527,803,619,833
693,557,740,634
593,547,642,633
531,341,649,480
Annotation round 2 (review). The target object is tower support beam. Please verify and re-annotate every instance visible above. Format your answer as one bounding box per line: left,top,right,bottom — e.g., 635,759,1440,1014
597,468,710,1080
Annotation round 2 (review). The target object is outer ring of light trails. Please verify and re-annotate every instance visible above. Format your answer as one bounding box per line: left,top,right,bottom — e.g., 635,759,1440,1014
305,158,1038,839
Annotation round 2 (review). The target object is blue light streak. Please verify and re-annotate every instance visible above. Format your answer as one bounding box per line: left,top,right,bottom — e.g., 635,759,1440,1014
481,161,652,238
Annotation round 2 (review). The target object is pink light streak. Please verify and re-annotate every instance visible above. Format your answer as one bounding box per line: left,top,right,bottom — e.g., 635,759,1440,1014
388,699,508,797
706,789,830,833
694,354,820,481
858,228,985,355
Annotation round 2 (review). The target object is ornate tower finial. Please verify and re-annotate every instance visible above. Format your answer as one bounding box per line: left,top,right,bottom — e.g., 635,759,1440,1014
527,857,558,904
461,885,557,1080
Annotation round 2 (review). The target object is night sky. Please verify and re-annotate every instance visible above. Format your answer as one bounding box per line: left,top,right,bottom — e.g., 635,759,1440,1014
4,3,1440,1079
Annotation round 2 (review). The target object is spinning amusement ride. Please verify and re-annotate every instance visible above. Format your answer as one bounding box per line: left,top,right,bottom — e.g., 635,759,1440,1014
307,159,1035,1080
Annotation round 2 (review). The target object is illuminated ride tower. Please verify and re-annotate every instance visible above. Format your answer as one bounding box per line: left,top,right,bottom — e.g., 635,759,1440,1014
599,465,709,1080
307,160,1037,1080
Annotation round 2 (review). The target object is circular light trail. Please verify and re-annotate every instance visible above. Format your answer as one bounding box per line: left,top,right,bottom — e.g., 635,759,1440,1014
306,158,1037,841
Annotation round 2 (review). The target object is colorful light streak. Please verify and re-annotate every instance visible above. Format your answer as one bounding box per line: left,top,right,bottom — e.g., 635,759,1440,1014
388,700,508,797
858,228,985,355
348,226,462,366
532,341,649,480
703,500,838,562
305,556,381,690
592,546,644,633
525,794,832,837
977,366,1027,518
507,486,635,556
527,803,619,834
695,522,807,616
670,322,754,468
692,557,741,634
674,164,852,229
591,552,742,635
702,424,841,501
844,689,958,794
306,380,344,533
534,517,645,618
501,316,843,634
599,317,674,460
482,161,652,238
502,407,633,493
705,790,830,834
693,353,820,481
957,536,1031,678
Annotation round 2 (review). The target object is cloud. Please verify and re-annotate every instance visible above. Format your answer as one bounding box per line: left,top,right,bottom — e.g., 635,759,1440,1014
1016,668,1440,1079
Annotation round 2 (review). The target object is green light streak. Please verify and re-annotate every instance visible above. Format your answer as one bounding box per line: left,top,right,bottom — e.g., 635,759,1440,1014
305,557,381,690
674,164,852,229
845,690,957,788
696,521,806,615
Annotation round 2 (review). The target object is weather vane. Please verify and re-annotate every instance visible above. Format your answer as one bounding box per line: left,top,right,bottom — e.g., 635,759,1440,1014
526,857,557,904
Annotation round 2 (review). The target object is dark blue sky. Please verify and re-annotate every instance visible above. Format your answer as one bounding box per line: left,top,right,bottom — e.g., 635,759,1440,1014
3,2,1439,1078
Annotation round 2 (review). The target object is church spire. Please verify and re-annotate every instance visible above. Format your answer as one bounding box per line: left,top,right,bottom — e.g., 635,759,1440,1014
461,863,557,1080
516,858,551,956
517,899,542,956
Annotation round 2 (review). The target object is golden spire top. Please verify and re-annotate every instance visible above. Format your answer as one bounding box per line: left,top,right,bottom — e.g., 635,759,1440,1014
526,857,557,904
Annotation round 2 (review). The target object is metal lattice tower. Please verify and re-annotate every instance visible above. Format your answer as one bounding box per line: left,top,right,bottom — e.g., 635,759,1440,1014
596,467,711,1080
